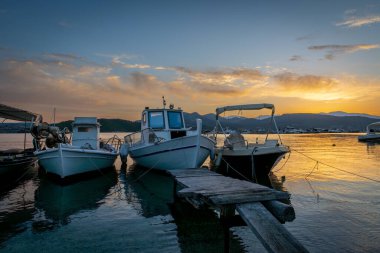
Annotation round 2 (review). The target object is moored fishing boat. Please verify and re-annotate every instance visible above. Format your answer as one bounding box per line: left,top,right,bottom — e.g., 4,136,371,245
34,117,119,179
123,99,215,170
211,103,289,182
0,104,40,183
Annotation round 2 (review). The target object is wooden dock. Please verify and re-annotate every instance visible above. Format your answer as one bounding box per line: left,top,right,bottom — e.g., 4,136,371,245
168,169,309,253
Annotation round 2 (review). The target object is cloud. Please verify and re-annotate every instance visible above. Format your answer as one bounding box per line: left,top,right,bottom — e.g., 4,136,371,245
289,55,303,61
308,44,380,60
296,34,314,41
121,64,152,69
270,72,380,101
2,51,380,120
44,53,84,61
337,15,380,27
171,67,269,96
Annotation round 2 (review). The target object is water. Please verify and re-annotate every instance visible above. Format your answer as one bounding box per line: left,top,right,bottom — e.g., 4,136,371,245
0,133,379,252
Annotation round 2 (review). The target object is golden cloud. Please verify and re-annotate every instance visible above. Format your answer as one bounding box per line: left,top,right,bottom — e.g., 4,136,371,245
1,54,380,120
337,15,380,27
270,72,380,101
308,44,380,60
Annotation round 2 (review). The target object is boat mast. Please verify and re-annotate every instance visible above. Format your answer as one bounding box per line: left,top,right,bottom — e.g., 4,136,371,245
162,96,166,109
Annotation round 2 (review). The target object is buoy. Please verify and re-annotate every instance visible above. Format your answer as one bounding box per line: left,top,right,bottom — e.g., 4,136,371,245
119,143,129,164
214,150,223,167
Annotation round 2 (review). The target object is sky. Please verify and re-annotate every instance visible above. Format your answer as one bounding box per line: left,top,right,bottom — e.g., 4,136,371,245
0,0,380,121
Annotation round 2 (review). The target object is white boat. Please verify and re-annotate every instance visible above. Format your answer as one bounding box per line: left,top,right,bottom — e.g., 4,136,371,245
34,117,119,179
123,102,215,171
212,104,289,182
358,122,380,142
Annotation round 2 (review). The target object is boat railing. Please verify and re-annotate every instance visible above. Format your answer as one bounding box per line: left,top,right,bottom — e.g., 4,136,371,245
124,128,162,147
104,135,123,151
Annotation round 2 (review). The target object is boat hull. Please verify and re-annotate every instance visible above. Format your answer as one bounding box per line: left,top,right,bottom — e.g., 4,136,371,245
213,146,288,182
35,145,118,179
358,134,380,142
0,156,37,176
129,135,215,170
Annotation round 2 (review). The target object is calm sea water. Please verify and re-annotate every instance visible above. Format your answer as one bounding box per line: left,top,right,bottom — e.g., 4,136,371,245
0,133,379,252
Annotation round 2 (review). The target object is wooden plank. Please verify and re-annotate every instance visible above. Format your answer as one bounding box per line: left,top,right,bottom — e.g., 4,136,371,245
209,191,289,205
237,202,309,253
168,169,219,178
176,176,270,191
178,182,273,193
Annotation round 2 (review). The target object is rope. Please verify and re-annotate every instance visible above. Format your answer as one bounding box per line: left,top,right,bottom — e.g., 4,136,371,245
291,148,380,183
221,157,254,182
305,161,318,179
273,148,291,173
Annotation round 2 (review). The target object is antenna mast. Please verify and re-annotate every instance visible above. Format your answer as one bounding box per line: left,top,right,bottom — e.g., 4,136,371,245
162,96,166,109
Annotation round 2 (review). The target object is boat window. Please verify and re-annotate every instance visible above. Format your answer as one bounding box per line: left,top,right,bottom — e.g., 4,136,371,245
78,127,91,132
149,111,165,129
142,113,146,124
168,111,184,129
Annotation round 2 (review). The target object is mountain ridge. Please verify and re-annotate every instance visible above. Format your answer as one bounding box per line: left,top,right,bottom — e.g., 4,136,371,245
1,112,379,133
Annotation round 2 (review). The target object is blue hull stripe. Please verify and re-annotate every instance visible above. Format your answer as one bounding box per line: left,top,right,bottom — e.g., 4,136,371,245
131,145,212,159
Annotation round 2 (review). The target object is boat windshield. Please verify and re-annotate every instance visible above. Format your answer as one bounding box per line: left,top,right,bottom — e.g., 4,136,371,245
168,111,184,129
149,111,165,129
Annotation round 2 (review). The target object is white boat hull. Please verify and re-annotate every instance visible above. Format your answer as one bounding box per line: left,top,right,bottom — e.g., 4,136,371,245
35,145,118,179
129,135,215,170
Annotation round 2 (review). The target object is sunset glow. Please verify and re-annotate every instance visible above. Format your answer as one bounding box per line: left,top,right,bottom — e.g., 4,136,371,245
0,1,379,121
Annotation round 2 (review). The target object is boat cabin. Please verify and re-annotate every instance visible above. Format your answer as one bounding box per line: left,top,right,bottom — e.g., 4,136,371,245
72,117,100,149
141,107,187,140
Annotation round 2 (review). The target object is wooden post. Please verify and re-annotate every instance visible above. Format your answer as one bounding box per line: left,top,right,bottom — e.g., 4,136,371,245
172,180,178,201
223,224,230,253
220,205,235,253
237,202,309,253
262,200,295,223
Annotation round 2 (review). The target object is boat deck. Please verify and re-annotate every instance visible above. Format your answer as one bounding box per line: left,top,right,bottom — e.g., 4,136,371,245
168,168,309,253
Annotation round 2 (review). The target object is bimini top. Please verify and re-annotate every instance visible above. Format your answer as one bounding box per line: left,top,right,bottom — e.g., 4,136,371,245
216,103,275,119
0,103,41,122
367,122,380,132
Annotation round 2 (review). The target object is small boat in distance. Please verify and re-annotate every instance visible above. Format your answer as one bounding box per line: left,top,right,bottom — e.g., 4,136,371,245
34,117,119,179
211,103,289,182
358,122,380,142
123,99,215,170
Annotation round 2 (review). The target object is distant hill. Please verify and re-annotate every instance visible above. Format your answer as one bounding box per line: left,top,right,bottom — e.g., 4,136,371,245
1,112,379,133
319,111,380,119
183,112,380,132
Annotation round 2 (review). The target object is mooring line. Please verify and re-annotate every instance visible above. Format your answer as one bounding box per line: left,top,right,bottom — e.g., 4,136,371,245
221,157,254,182
273,149,291,173
291,148,380,183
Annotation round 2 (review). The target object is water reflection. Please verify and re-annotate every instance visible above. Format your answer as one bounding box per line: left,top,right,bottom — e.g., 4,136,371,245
0,164,36,193
0,175,38,245
120,164,173,218
33,169,117,230
120,164,245,253
365,142,380,157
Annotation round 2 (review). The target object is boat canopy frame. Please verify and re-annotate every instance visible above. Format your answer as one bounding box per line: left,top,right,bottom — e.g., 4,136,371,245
216,103,275,120
214,103,282,144
367,122,380,133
